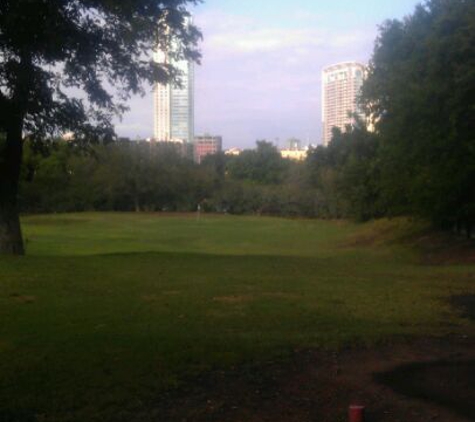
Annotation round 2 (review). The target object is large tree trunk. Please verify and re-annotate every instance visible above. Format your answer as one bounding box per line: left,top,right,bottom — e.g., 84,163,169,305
0,201,24,255
0,123,25,255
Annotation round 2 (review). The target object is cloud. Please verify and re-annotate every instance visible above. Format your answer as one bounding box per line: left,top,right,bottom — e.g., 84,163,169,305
196,11,375,55
208,28,322,53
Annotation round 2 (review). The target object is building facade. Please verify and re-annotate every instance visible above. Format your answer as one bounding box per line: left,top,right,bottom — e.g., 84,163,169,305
280,149,307,161
321,62,366,146
154,35,194,144
194,135,223,163
224,148,242,156
286,138,302,150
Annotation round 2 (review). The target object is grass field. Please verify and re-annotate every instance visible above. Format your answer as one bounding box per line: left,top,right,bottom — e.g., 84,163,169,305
0,213,474,421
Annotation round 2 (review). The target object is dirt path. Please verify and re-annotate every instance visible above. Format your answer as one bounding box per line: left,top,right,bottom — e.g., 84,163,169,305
139,335,475,422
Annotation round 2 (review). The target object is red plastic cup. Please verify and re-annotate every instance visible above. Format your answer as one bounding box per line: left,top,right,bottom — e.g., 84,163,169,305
349,404,365,422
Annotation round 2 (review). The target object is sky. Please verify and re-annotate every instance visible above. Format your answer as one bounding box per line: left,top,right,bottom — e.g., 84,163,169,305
115,0,422,149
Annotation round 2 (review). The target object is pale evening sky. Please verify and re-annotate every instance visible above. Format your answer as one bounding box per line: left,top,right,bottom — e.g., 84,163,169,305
115,0,421,148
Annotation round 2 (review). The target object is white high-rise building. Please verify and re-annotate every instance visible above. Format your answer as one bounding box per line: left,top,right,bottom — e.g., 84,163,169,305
322,62,366,146
154,30,194,144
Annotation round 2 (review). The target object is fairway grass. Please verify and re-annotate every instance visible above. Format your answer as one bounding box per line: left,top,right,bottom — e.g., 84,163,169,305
0,213,474,421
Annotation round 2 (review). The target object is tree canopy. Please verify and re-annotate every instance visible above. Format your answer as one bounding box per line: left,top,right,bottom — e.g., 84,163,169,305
361,0,475,233
0,0,201,254
0,0,200,140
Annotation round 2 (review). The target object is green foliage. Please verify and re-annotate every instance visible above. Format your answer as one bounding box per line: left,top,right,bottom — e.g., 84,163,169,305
201,151,228,188
19,139,322,218
227,141,290,184
19,140,213,213
362,0,475,233
306,125,382,221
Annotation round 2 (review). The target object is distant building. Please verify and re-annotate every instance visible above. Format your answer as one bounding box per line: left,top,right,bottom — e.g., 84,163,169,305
286,138,302,150
62,132,75,141
153,19,194,144
225,148,242,156
194,135,223,163
322,62,366,146
280,149,308,161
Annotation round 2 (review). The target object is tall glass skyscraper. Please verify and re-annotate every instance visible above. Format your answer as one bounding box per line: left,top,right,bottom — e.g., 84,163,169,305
154,32,194,144
321,62,366,146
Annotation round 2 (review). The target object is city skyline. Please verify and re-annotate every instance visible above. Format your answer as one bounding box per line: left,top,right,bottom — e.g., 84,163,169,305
116,0,422,148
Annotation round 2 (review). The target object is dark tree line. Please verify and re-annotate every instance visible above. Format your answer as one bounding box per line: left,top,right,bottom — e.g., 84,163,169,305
18,139,320,218
19,140,208,213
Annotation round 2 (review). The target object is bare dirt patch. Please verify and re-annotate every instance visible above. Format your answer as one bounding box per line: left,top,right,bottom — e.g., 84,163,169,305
10,294,36,304
212,295,255,304
414,234,475,265
163,290,182,296
262,292,301,300
212,293,299,305
145,212,227,219
376,359,475,420
142,294,160,303
142,336,475,422
142,291,183,302
450,294,475,321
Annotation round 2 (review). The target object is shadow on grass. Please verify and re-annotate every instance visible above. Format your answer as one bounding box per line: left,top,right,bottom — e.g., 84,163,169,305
375,360,475,419
450,294,475,321
0,409,36,422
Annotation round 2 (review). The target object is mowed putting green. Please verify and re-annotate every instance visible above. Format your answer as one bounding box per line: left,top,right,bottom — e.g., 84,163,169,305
0,213,474,421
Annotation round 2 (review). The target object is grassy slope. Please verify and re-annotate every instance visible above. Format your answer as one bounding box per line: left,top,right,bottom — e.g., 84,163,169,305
0,213,473,421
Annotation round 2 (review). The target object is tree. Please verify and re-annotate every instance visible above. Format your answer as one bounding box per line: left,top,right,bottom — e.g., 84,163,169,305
201,152,228,188
227,141,289,185
338,126,382,221
361,0,475,235
0,0,201,254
